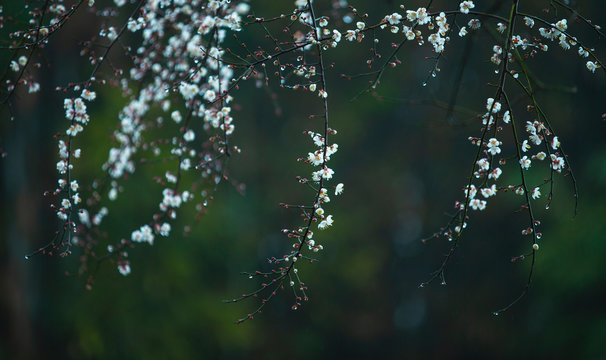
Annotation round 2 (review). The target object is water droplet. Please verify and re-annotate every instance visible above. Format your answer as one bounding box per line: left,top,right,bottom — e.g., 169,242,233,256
422,82,427,87
545,204,550,210
25,255,30,260
203,201,208,207
418,283,425,288
431,71,436,78
492,312,500,316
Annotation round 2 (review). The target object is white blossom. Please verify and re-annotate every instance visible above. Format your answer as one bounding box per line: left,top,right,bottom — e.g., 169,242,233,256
335,183,344,195
586,61,598,73
118,264,131,276
318,215,334,230
480,185,497,198
459,1,475,14
469,198,487,211
488,168,502,180
520,156,532,170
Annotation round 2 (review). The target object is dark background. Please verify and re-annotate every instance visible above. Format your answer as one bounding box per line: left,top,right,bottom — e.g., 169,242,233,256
1,0,606,359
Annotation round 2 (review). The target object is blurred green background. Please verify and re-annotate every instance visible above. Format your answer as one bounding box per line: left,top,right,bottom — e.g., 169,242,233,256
1,0,606,359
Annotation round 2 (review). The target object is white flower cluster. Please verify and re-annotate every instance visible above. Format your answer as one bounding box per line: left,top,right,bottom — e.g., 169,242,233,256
481,97,502,127
16,0,593,293
131,225,155,245
53,88,96,221
463,185,487,211
511,17,604,73
45,0,246,276
340,2,481,56
521,120,566,172
304,127,342,235
307,132,338,182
